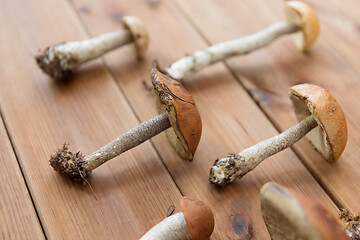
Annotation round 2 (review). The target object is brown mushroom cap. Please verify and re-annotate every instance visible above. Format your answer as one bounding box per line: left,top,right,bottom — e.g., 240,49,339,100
289,84,347,163
121,16,149,58
152,67,202,161
285,1,320,51
260,182,349,240
180,197,215,240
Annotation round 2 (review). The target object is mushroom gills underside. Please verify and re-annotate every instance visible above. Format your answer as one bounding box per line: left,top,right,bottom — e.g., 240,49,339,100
289,92,333,161
286,3,305,50
155,95,192,161
261,200,323,240
261,183,328,240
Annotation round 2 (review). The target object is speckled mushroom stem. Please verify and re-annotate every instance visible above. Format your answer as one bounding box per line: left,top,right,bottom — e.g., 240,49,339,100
85,112,170,171
36,29,132,80
209,114,318,187
50,112,171,181
166,22,301,81
139,213,191,240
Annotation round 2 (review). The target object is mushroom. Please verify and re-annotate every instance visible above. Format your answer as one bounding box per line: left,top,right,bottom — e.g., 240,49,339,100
50,67,201,181
140,197,214,240
165,1,320,82
36,16,149,81
339,209,360,239
209,84,347,187
260,182,350,240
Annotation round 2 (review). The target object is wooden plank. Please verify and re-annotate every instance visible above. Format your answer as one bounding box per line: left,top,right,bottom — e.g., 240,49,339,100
71,0,341,238
0,117,44,239
305,0,360,72
0,0,184,239
175,0,360,212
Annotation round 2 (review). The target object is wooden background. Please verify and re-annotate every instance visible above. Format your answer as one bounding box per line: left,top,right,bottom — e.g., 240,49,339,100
1,0,359,239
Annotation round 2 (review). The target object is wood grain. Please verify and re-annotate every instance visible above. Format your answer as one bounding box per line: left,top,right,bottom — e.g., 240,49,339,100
0,117,44,239
70,0,341,238
305,0,360,72
175,0,360,212
0,0,184,239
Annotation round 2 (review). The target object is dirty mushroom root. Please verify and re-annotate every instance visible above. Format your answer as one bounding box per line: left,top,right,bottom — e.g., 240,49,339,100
260,182,350,240
36,16,149,81
209,84,348,187
50,67,202,181
339,209,360,239
140,197,214,240
165,1,320,81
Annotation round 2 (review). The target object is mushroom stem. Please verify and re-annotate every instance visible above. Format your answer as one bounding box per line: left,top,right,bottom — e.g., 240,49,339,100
261,182,351,240
57,29,133,63
339,209,360,240
166,22,301,81
209,114,318,187
36,29,133,80
85,112,170,171
139,213,191,240
50,112,170,180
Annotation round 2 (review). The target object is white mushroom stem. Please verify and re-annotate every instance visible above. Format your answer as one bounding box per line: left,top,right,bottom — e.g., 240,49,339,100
166,22,301,81
85,112,170,171
209,114,318,187
36,29,133,81
49,29,132,68
140,212,192,240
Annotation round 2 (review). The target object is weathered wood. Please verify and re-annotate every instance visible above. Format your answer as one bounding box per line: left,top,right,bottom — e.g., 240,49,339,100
0,0,183,239
175,0,360,212
71,0,340,238
0,118,44,239
305,0,360,72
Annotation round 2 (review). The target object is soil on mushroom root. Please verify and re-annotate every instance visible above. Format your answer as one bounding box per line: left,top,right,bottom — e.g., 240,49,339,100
36,47,75,81
50,143,89,182
339,208,360,240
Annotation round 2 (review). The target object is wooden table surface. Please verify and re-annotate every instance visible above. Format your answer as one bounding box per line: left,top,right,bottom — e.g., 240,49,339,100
1,0,359,239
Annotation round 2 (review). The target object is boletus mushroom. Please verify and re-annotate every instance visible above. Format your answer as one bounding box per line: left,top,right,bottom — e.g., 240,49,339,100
50,67,201,181
140,197,214,240
339,209,360,239
36,16,149,81
165,1,320,81
209,84,347,187
260,182,351,240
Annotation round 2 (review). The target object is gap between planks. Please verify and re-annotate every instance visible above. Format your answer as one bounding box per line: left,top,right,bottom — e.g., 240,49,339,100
64,0,342,238
0,107,47,239
64,0,185,196
173,0,360,213
170,0,343,210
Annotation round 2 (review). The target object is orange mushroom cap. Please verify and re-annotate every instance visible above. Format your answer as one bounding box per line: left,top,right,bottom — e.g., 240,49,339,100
152,67,202,161
180,197,215,240
286,1,320,51
289,84,347,162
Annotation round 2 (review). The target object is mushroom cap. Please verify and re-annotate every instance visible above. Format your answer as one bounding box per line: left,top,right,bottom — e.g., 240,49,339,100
289,84,347,163
152,67,202,161
285,1,320,51
121,16,149,58
180,197,215,240
260,182,349,240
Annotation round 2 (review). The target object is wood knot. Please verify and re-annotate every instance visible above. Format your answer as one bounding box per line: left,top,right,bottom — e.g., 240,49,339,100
79,6,90,14
147,0,160,8
232,215,252,240
112,12,124,23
